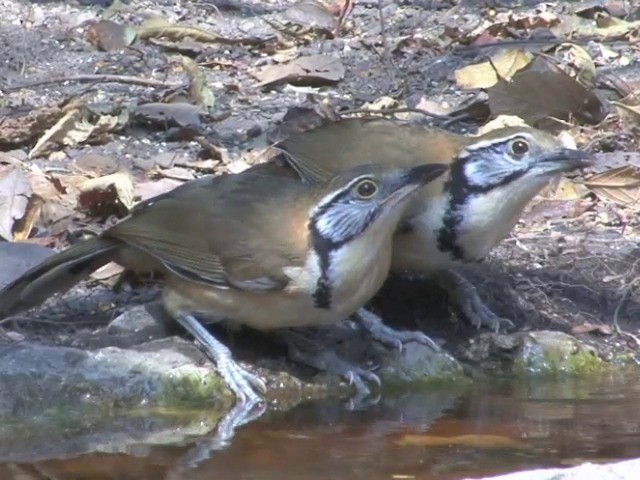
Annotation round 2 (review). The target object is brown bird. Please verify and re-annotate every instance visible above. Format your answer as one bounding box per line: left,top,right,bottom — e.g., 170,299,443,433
0,161,447,407
275,118,594,331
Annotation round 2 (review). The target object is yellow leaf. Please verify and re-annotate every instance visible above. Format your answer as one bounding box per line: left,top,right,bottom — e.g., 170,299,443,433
455,49,533,90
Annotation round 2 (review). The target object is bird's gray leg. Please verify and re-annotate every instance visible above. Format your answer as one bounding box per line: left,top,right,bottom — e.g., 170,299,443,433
436,269,515,332
175,313,266,404
354,307,442,352
280,329,381,397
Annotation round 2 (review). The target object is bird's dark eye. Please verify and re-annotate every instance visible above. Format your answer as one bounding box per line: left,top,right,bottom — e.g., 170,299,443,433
510,139,530,156
355,179,378,199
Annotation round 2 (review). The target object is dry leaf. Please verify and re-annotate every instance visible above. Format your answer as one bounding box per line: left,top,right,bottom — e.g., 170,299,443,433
78,171,135,216
571,322,613,336
12,195,42,241
72,153,119,176
86,20,137,51
455,49,533,90
612,98,640,123
28,170,80,236
0,98,84,148
154,166,196,181
413,97,451,117
90,262,125,281
543,177,590,201
137,17,266,46
476,115,527,135
29,108,121,159
595,14,640,38
133,103,204,130
29,109,81,158
488,55,609,125
181,56,216,109
553,43,596,89
253,55,344,87
584,166,640,205
0,167,32,241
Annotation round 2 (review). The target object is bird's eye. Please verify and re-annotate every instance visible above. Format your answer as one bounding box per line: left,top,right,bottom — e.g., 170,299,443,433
510,139,530,156
355,179,378,199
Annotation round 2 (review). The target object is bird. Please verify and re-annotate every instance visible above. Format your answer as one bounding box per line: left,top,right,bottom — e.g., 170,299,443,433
0,161,448,409
274,118,594,332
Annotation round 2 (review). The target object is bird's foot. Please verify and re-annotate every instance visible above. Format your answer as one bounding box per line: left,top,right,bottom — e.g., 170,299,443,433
176,313,266,405
439,269,515,333
354,308,442,352
283,330,380,396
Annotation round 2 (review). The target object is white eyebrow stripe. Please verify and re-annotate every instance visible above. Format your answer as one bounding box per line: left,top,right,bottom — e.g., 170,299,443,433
458,132,536,158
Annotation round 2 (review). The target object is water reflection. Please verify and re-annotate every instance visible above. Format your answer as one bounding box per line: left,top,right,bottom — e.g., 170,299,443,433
3,372,640,480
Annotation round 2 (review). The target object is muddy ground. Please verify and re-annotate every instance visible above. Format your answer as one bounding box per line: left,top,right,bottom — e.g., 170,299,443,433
2,0,640,413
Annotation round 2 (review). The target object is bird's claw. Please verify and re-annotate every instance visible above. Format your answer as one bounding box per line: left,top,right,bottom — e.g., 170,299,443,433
355,308,441,352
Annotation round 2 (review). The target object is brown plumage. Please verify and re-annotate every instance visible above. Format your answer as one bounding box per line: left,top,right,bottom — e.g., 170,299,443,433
0,160,447,406
275,117,593,330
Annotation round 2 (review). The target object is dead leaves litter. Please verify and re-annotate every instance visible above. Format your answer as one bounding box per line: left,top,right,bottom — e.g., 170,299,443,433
86,20,137,51
487,55,609,125
455,49,533,90
0,166,32,241
253,55,344,88
584,166,640,206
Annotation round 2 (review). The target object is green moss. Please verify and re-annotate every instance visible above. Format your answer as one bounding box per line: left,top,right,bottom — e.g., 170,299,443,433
158,370,232,408
513,341,604,377
379,362,470,393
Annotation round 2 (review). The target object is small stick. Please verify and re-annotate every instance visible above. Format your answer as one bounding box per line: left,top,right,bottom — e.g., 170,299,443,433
7,74,182,91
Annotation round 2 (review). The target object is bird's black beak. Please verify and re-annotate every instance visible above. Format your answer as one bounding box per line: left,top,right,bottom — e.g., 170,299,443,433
383,164,448,207
537,148,594,173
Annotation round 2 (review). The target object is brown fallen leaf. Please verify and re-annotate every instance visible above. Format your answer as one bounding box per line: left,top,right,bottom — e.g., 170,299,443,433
28,170,80,236
583,166,640,206
86,20,137,51
78,171,135,216
455,49,533,90
137,17,267,46
546,177,590,201
72,153,120,177
133,103,204,130
487,55,609,125
154,166,196,181
90,262,125,281
283,0,336,31
571,322,613,336
253,55,344,87
0,98,84,149
29,107,122,159
12,195,42,241
181,56,216,109
0,166,32,241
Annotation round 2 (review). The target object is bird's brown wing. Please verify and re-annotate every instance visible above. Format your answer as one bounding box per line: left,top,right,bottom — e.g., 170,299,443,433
107,165,311,291
276,118,463,185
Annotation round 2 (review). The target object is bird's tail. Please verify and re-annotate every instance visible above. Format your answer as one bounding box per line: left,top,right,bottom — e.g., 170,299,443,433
0,236,118,318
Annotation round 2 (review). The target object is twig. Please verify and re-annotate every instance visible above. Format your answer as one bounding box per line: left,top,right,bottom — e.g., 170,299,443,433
339,107,450,120
7,74,182,91
377,0,390,62
336,0,355,35
0,316,105,327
